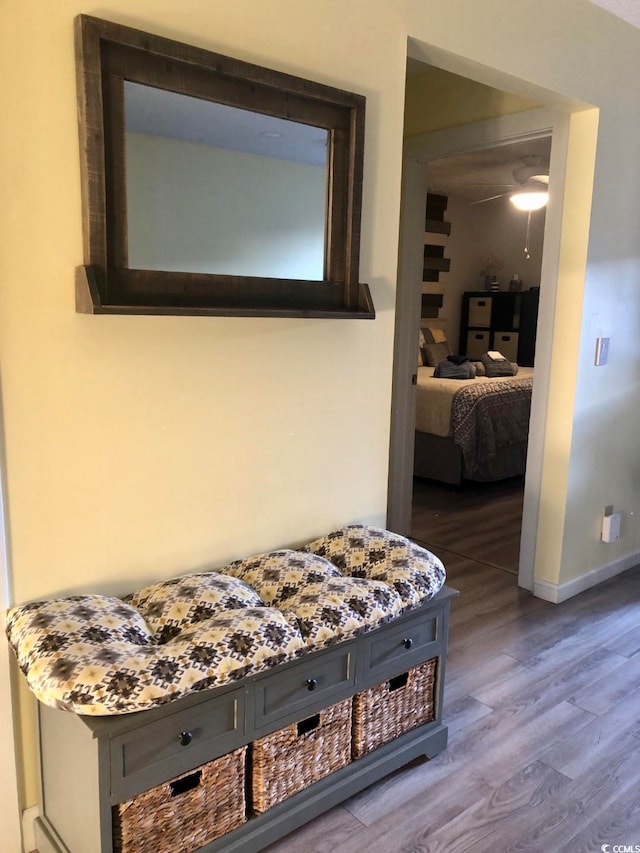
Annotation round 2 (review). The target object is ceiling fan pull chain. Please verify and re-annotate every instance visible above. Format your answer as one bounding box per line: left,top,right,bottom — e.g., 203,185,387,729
524,210,532,259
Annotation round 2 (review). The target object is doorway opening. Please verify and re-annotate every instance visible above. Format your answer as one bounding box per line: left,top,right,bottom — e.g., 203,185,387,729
386,49,587,594
411,134,551,576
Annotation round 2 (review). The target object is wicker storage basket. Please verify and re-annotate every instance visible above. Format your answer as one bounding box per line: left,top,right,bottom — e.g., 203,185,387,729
352,658,437,759
251,697,352,814
113,746,246,853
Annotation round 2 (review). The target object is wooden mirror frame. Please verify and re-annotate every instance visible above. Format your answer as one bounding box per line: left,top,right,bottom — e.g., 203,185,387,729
74,15,374,318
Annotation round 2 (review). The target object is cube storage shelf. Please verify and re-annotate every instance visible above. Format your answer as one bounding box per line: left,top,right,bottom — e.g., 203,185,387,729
35,586,457,853
459,289,539,366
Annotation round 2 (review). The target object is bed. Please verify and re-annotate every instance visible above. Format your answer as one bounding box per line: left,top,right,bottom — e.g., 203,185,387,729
413,365,534,485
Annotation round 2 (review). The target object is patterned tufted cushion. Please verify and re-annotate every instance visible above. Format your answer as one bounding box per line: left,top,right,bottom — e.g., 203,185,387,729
279,577,404,650
126,572,264,644
6,528,446,716
302,525,446,608
6,594,303,715
224,550,342,607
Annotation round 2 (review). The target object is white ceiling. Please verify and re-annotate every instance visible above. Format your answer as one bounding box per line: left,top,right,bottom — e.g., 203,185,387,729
124,82,329,167
589,0,640,28
426,136,552,204
424,0,640,202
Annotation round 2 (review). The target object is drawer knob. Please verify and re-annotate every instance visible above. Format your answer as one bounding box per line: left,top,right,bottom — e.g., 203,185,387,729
305,678,318,691
178,731,193,747
402,637,413,649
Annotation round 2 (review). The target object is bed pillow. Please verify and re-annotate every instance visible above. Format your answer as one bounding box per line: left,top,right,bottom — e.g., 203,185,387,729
421,325,448,344
422,340,452,367
418,330,425,366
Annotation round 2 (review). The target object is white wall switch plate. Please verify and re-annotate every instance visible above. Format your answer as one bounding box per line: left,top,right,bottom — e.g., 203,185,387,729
595,337,610,366
602,511,621,542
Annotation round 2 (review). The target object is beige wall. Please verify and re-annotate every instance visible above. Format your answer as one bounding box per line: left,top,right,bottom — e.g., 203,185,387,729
0,1,405,610
0,0,407,807
405,66,541,136
2,0,640,813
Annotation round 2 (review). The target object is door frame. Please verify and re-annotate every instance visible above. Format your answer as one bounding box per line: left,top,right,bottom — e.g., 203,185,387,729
387,107,572,593
0,456,23,848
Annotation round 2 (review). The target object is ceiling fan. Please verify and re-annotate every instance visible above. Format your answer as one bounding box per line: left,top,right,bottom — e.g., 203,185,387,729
470,155,549,207
468,154,550,259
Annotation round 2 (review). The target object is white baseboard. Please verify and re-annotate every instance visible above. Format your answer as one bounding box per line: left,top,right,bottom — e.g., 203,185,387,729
34,816,62,853
533,550,640,603
21,805,38,853
23,809,63,853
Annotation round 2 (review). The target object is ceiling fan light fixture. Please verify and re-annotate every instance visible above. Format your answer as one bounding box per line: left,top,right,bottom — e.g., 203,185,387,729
510,190,548,211
512,155,549,187
529,173,550,185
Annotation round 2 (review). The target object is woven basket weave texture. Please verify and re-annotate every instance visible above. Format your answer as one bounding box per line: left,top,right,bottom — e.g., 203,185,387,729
251,697,352,814
352,658,437,759
112,746,246,853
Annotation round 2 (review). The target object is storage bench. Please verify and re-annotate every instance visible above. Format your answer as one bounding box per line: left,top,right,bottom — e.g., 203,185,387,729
33,586,455,853
7,526,456,852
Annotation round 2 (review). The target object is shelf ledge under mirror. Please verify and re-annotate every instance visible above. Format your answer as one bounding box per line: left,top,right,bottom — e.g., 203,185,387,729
75,15,374,319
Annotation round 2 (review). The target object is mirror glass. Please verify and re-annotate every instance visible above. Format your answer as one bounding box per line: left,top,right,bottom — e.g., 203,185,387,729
124,82,328,280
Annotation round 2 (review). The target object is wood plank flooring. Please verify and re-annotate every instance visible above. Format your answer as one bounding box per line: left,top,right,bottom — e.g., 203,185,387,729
267,551,640,852
411,476,524,574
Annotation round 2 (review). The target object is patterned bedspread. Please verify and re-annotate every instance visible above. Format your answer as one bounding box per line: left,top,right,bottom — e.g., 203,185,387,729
449,376,533,475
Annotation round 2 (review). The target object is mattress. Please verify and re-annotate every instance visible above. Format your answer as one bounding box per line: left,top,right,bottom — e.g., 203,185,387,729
415,365,534,436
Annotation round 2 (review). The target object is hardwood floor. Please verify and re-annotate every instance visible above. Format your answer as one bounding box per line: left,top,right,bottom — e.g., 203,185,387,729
411,476,524,574
267,552,640,852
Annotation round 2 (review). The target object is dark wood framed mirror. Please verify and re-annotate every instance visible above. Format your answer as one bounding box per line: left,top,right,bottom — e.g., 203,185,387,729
74,15,374,318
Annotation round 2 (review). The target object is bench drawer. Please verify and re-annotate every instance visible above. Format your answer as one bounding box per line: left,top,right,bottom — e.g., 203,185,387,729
362,609,438,681
253,644,356,730
110,686,246,801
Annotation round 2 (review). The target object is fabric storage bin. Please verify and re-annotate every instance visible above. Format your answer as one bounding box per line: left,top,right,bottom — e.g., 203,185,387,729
466,330,490,359
112,746,246,853
468,296,492,327
251,697,352,813
493,331,519,363
352,658,437,759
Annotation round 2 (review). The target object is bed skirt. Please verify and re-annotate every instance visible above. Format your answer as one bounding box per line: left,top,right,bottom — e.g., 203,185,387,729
413,431,527,485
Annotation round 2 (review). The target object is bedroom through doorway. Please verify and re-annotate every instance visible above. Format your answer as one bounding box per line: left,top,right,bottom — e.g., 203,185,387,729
409,129,551,577
388,52,591,593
